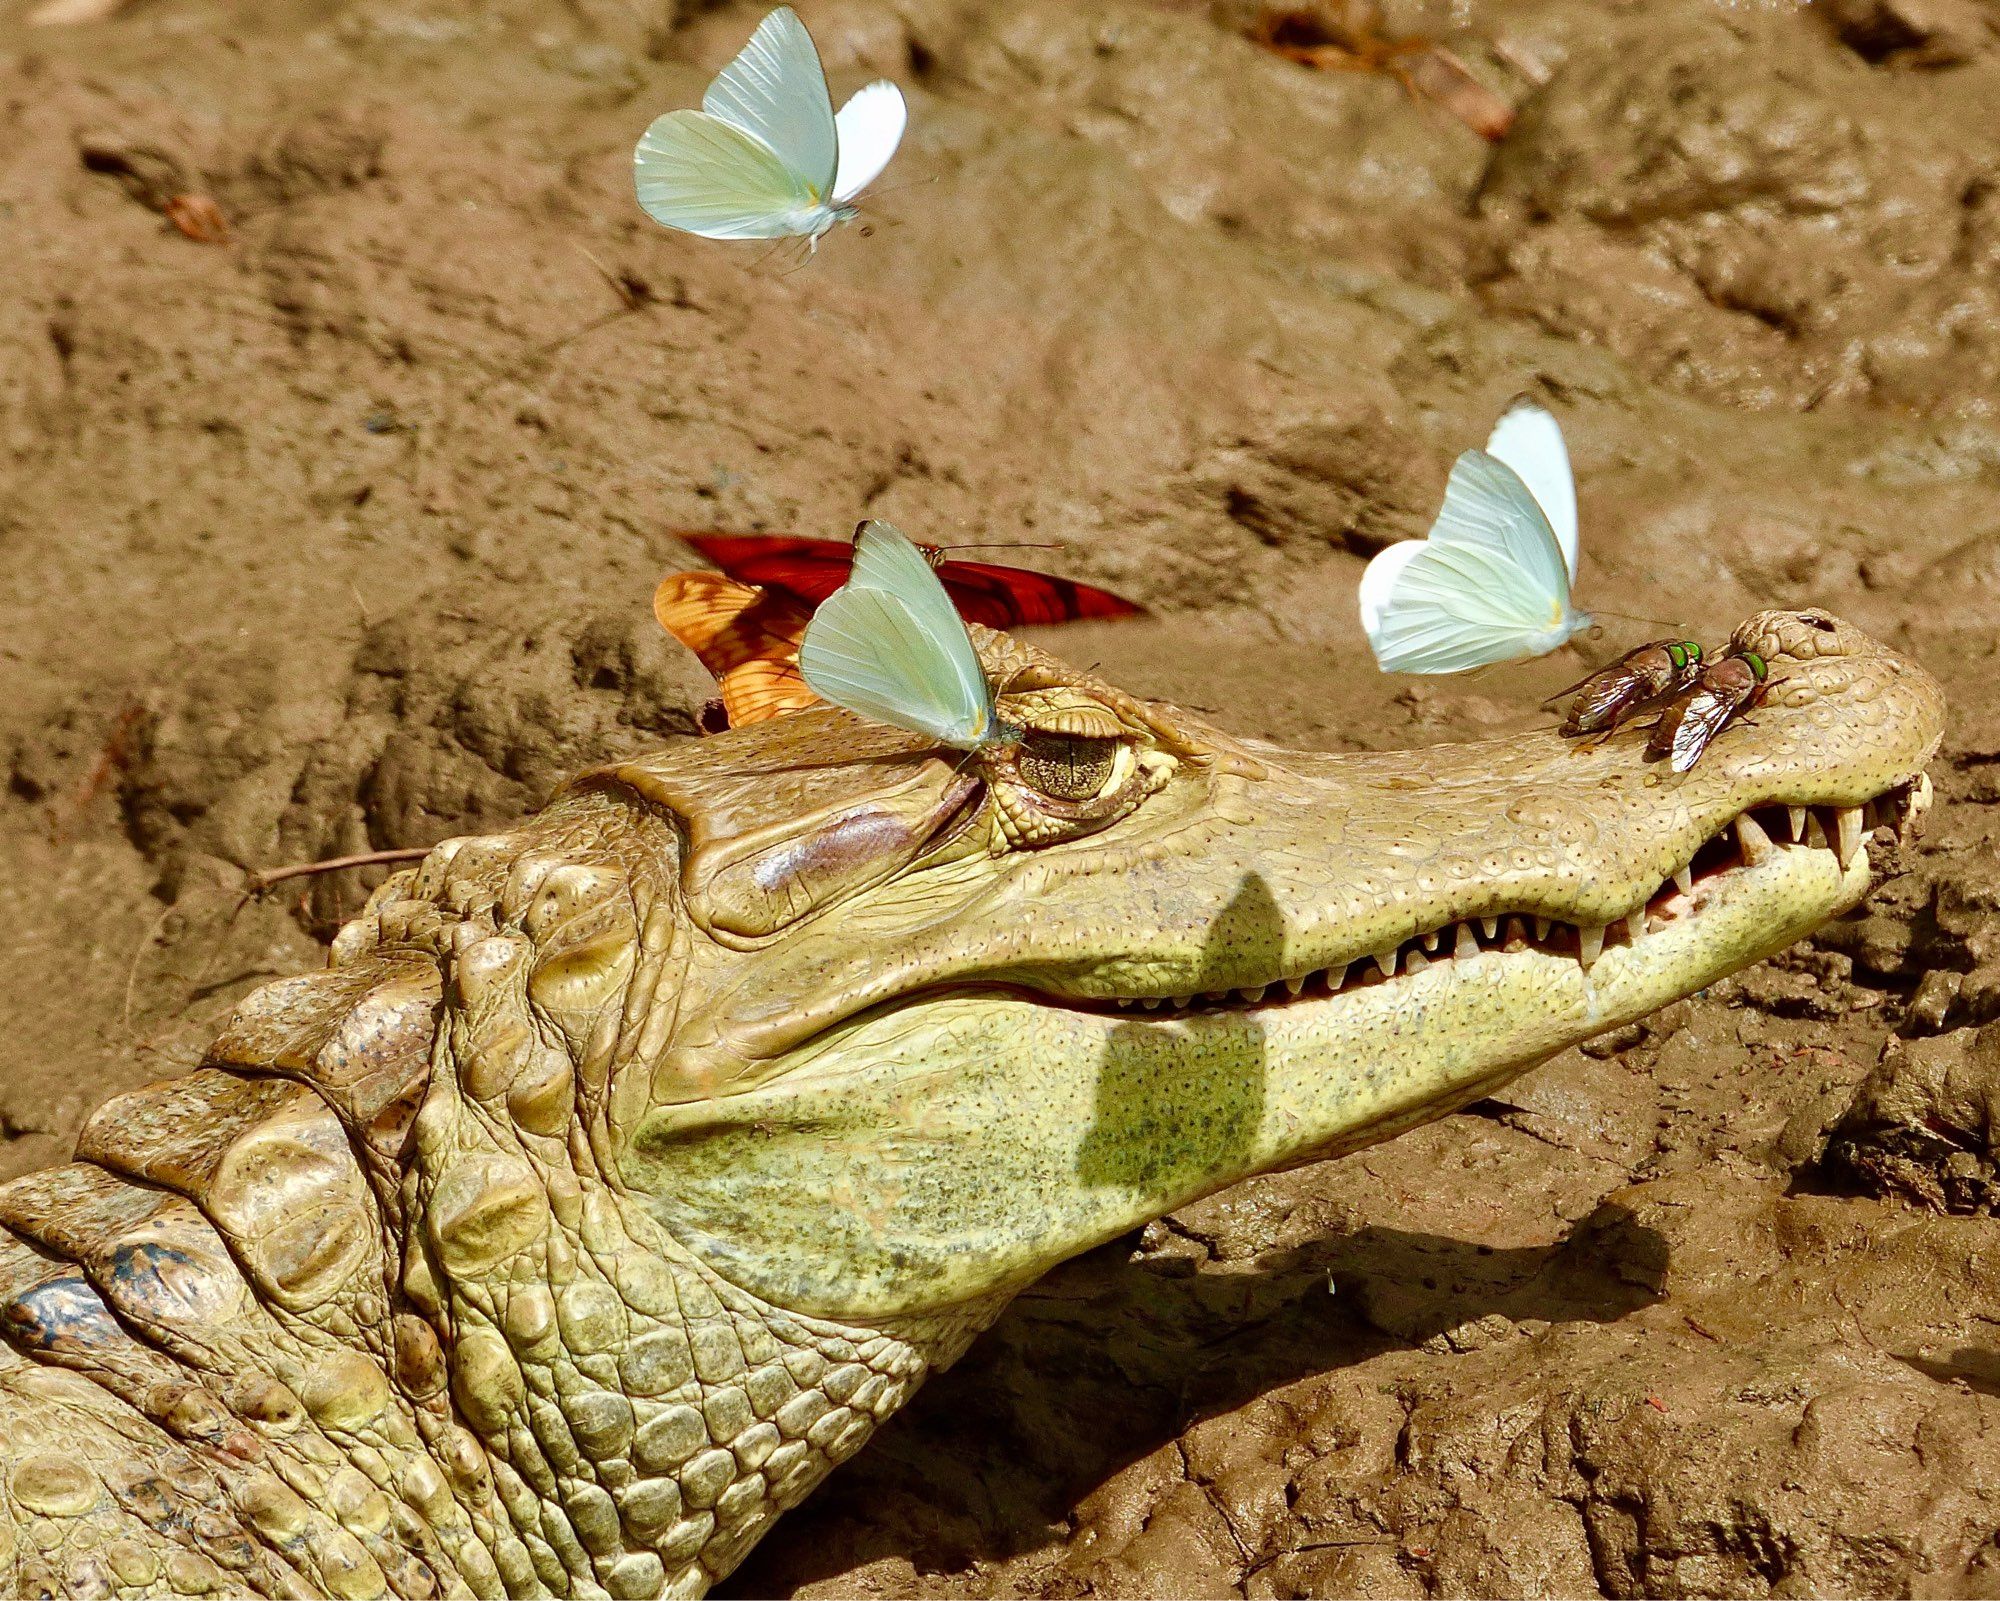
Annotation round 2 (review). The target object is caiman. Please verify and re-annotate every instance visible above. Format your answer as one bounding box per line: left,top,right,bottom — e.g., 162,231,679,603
0,608,1942,1599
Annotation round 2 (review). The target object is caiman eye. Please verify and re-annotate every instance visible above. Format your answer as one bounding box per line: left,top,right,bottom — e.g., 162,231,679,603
1014,731,1126,802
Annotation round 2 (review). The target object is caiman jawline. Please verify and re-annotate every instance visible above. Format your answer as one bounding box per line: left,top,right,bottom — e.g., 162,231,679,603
1025,771,1929,1017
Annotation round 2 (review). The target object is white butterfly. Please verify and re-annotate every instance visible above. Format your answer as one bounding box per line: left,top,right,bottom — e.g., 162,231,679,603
799,521,1004,750
634,7,907,249
1358,397,1590,674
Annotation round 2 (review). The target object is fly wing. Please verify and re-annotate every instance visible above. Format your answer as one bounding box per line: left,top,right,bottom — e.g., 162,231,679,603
1484,396,1579,580
702,6,838,195
634,109,821,238
1665,692,1738,772
832,80,907,202
799,522,995,748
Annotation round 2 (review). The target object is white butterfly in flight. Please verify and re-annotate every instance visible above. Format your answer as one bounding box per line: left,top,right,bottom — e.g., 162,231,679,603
633,6,908,249
1359,398,1590,674
799,521,1007,751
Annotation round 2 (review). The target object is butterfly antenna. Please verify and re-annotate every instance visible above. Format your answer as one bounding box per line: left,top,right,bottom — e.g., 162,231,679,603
1590,606,1688,632
934,541,1065,554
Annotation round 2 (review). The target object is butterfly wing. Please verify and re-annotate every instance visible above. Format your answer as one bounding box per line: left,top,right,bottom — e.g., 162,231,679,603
799,522,995,747
1484,396,1578,580
680,535,858,607
702,6,838,196
652,572,818,725
934,560,1145,627
634,110,824,238
832,80,907,202
1360,449,1585,674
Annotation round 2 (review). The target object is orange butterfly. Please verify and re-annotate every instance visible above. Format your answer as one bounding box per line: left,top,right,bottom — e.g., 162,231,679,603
652,571,817,727
654,532,1145,729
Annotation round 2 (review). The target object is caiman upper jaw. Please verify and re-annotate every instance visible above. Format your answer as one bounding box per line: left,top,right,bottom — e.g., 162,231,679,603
1087,770,1934,1016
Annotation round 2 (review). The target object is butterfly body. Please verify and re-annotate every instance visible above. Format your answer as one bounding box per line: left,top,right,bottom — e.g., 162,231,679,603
1360,396,1591,675
1558,640,1705,737
634,8,907,248
1646,651,1770,773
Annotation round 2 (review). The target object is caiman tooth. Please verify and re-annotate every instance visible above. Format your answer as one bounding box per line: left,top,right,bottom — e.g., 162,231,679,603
1284,974,1307,998
1860,799,1879,833
1502,917,1528,952
1623,910,1645,945
1803,810,1830,851
1833,806,1864,871
1239,984,1268,1005
1172,996,1194,1010
1533,916,1552,942
1404,950,1430,975
1480,916,1499,940
1455,923,1481,960
1577,924,1606,968
1735,812,1775,867
1372,950,1396,979
1421,928,1442,953
1673,864,1693,896
1787,805,1807,842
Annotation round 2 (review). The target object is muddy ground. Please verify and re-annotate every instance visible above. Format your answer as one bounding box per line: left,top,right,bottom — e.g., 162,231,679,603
6,0,2000,1594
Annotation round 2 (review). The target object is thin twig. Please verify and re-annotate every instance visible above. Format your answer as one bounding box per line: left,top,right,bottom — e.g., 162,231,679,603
246,847,430,893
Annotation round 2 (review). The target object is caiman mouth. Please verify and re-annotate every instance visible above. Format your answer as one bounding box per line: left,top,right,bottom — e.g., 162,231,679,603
1064,772,1933,1018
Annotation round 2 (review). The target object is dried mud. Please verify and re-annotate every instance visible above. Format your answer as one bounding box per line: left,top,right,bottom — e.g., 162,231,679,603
5,0,2000,1595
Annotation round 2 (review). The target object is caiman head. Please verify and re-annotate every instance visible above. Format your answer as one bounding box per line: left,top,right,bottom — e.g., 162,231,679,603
0,609,1941,1600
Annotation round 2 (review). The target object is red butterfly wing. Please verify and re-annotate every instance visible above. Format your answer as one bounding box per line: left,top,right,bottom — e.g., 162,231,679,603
932,560,1145,627
680,533,1147,626
680,535,857,608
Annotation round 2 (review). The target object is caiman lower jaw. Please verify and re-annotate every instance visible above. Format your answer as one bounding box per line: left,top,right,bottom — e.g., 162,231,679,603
1068,773,1932,1017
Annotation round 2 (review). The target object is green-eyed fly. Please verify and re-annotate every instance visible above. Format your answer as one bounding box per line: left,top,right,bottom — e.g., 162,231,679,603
1556,639,1705,738
1646,650,1770,773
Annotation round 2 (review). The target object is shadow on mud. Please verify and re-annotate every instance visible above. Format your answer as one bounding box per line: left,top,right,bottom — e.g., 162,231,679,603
723,1205,1665,1597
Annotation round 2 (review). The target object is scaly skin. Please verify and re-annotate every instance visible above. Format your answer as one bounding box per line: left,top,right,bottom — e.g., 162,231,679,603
0,610,1943,1598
